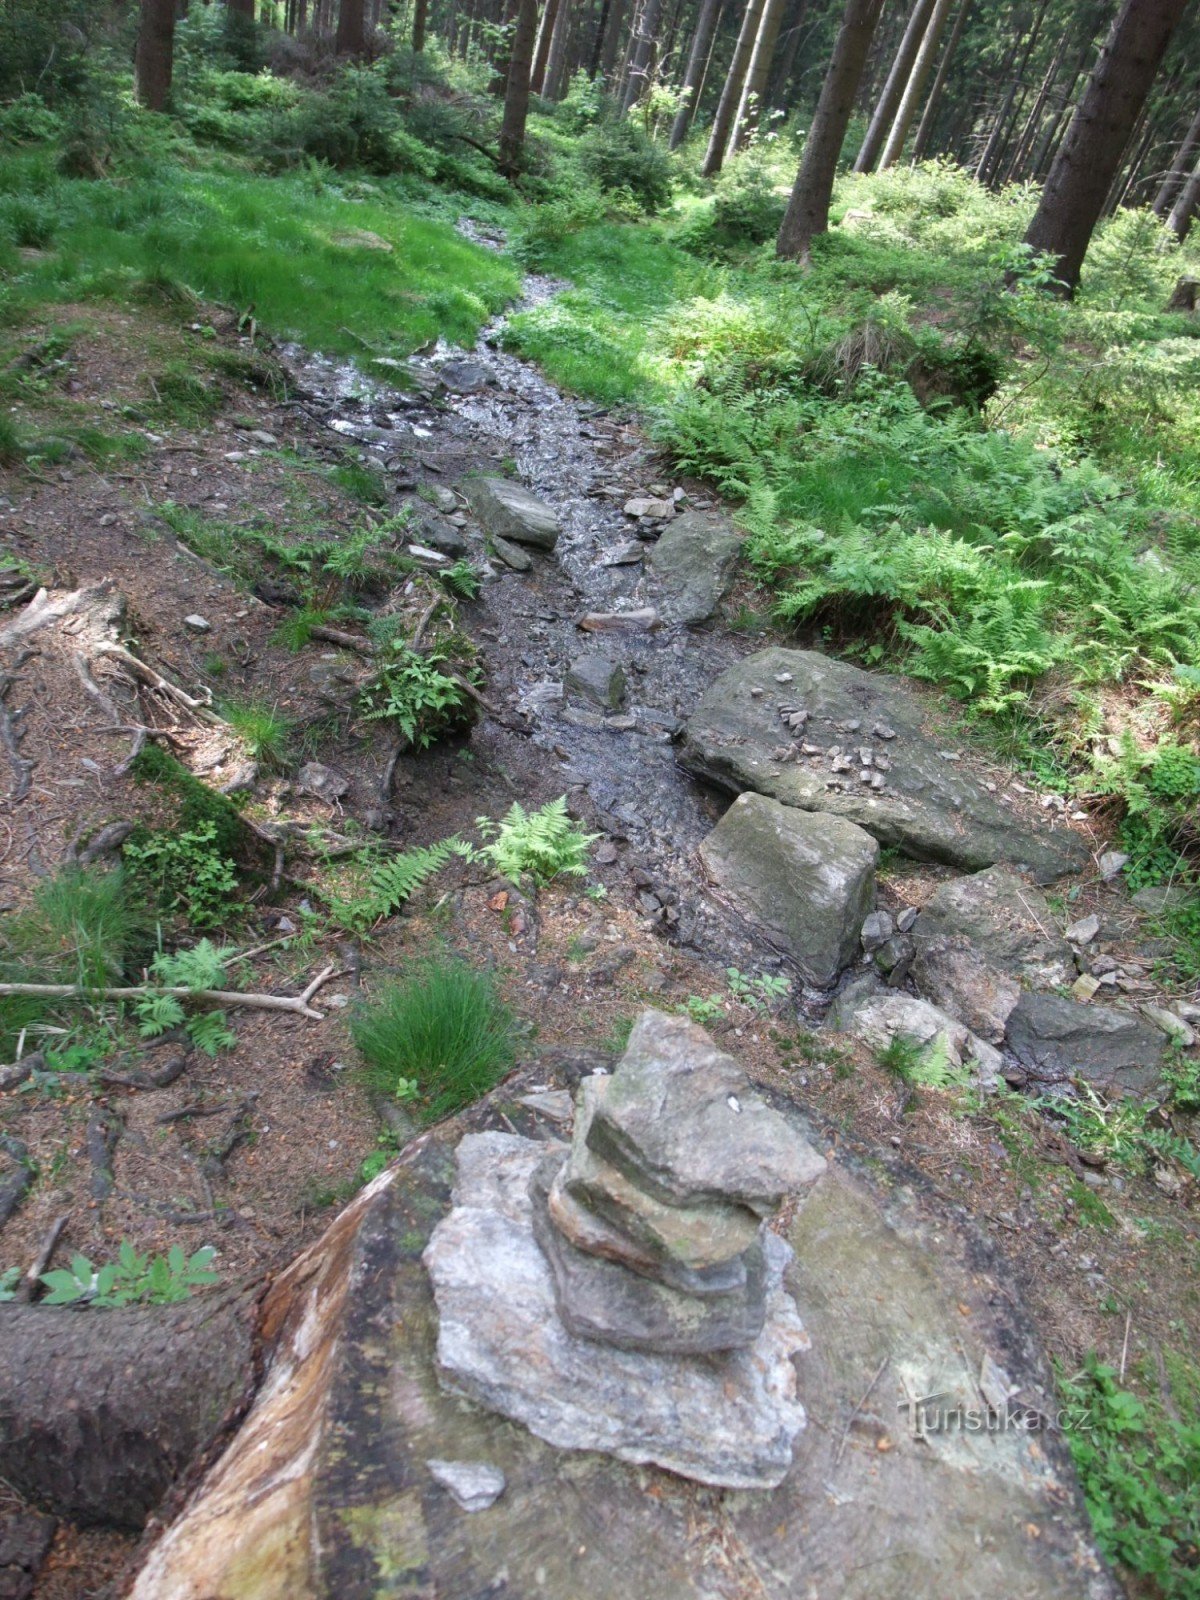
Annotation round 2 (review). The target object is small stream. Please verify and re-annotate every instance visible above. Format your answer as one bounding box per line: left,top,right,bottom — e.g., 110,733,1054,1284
282,246,796,985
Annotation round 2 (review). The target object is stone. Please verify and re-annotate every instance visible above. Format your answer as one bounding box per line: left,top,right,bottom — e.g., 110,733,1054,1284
183,614,211,632
565,653,626,710
531,1156,769,1355
698,793,878,988
1005,993,1167,1095
585,1011,827,1214
1140,1004,1196,1048
463,476,559,549
438,359,493,395
873,934,915,985
897,905,919,932
426,1458,505,1511
427,1134,807,1488
1098,850,1129,881
623,496,675,520
296,761,350,803
407,505,469,557
680,650,1086,881
490,534,532,572
1065,913,1101,945
577,609,659,632
912,937,1021,1044
646,510,740,625
861,910,894,952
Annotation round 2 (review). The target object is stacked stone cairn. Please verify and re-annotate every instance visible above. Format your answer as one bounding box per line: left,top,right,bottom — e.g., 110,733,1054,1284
531,1012,825,1355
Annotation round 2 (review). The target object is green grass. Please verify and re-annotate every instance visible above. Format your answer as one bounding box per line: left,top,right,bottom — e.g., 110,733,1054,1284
219,696,293,770
351,955,518,1123
0,147,521,362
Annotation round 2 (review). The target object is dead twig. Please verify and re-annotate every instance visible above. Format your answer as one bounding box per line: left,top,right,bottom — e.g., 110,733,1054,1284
92,642,221,726
16,1213,68,1303
0,963,341,1021
833,1353,890,1468
98,1048,190,1092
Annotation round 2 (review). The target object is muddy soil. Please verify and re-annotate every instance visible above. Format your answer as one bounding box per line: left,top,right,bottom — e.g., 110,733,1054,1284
0,261,1196,1598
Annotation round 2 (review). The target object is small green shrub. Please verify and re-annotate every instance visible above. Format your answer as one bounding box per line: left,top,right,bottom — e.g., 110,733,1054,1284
476,796,597,885
219,698,293,770
41,1242,219,1308
124,822,240,930
358,644,474,748
577,121,672,213
352,957,517,1123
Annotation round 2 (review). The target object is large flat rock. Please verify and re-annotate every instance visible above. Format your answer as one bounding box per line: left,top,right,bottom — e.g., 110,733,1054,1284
647,509,740,624
1006,992,1168,1095
128,1075,1118,1600
700,790,878,986
463,475,560,549
680,648,1087,881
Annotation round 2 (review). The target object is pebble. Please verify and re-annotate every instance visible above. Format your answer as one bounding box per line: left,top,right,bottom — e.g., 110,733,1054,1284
896,906,918,933
1098,851,1129,881
184,614,212,632
1065,913,1100,945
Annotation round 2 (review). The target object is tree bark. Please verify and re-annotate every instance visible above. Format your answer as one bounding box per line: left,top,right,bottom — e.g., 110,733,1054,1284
732,0,789,149
1000,20,1069,184
878,0,954,168
531,0,561,92
765,0,811,111
599,0,630,80
670,0,726,147
226,0,255,14
498,0,540,175
1167,155,1200,242
910,0,968,161
1153,101,1200,216
0,1280,263,1530
776,0,886,262
701,0,767,175
853,0,933,173
135,0,177,111
335,0,366,52
543,0,574,97
620,0,665,111
412,0,428,49
1023,0,1192,295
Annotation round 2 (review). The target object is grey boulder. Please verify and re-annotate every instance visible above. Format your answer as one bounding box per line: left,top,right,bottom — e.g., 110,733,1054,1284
565,653,627,710
647,510,740,625
464,476,560,550
1005,993,1167,1095
699,791,877,988
680,649,1086,881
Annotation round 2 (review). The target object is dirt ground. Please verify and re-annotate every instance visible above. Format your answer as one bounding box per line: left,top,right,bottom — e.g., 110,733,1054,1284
1,298,1196,1599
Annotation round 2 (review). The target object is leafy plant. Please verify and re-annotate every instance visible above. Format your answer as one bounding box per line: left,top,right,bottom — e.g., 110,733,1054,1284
878,1032,972,1090
351,956,517,1123
134,941,239,1055
358,644,474,748
124,822,240,930
682,993,725,1027
326,836,473,932
726,967,792,1013
40,1242,219,1307
476,796,597,886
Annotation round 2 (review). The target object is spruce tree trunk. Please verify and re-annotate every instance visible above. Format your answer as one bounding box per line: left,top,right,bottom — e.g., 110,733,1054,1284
0,1280,262,1529
499,0,539,173
335,0,366,52
776,0,886,262
226,0,255,16
878,0,954,168
701,0,767,175
135,0,177,110
1023,0,1191,295
1000,23,1069,184
1167,155,1200,242
765,0,811,111
531,0,561,92
599,0,630,80
852,0,933,173
910,0,968,161
620,0,665,110
732,0,789,150
412,0,428,49
543,0,574,97
669,0,726,147
1153,102,1200,216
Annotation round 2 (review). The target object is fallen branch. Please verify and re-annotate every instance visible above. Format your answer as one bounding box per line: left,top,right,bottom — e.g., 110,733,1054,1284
16,1213,68,1303
0,964,341,1021
99,1047,190,1092
87,1106,122,1201
0,672,32,803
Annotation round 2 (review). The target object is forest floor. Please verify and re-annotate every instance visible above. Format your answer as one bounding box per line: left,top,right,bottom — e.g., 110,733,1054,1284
2,247,1198,1596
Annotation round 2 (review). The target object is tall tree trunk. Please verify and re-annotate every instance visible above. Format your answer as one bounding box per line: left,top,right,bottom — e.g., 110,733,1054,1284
589,0,614,74
335,0,366,52
1031,37,1094,178
226,0,255,14
974,80,1017,181
776,0,887,262
732,0,789,150
1167,154,1200,241
1023,0,1191,295
670,0,726,146
701,0,767,176
984,0,1051,186
412,0,428,48
531,0,560,91
853,0,933,173
620,0,665,110
543,0,574,97
1153,101,1200,216
878,0,954,168
910,0,968,161
498,0,539,175
1000,22,1069,184
765,0,811,111
135,0,177,110
599,0,630,79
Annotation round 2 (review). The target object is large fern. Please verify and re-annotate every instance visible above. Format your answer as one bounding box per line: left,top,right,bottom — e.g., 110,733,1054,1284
329,837,472,932
476,797,597,885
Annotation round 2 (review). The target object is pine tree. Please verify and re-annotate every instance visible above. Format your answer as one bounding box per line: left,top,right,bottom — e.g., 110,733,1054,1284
135,0,176,111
